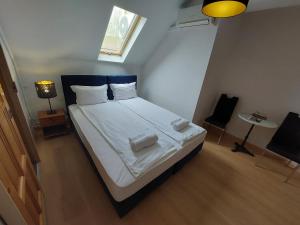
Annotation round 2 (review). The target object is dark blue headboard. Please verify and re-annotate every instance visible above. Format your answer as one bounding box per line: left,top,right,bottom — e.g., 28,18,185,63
61,75,137,110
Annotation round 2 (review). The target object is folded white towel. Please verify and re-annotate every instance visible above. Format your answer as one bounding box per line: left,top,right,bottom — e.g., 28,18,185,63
129,132,158,152
171,118,189,131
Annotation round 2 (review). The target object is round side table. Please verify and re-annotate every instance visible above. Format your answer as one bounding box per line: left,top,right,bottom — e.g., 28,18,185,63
233,113,278,156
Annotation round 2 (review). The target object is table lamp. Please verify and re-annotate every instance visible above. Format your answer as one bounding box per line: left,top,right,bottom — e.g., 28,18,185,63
35,80,57,114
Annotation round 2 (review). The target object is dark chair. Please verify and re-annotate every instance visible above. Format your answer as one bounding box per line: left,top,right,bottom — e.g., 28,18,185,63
204,94,239,144
266,112,300,182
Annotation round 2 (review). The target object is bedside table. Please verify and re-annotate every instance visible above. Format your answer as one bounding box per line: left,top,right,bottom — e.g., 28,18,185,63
38,109,69,138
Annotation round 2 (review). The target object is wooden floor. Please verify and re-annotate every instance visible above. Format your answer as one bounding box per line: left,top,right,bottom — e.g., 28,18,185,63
36,131,300,225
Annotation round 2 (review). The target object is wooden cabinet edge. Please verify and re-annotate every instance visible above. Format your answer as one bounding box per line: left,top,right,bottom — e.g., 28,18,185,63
0,164,35,225
19,176,26,202
38,191,46,225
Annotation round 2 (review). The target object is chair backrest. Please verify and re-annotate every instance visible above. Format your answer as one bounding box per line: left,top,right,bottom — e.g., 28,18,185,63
212,94,239,124
269,112,300,152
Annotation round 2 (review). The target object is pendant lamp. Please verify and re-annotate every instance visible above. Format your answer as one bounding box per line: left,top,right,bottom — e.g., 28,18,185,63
202,0,249,18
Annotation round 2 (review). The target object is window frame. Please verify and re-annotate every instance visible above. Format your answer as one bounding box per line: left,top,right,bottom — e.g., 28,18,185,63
100,12,142,56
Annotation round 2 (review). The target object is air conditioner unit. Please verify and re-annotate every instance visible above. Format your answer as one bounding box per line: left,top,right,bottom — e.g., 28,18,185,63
175,19,210,28
175,5,210,28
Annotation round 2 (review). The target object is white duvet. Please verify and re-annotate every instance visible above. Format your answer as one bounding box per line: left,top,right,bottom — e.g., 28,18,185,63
119,98,206,145
79,102,177,177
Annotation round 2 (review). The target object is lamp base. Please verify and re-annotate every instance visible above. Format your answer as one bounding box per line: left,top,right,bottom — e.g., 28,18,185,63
47,110,56,115
47,98,55,114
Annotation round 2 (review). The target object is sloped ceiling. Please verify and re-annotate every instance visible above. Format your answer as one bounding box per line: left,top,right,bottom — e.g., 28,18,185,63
0,0,181,66
0,0,182,120
2,0,300,69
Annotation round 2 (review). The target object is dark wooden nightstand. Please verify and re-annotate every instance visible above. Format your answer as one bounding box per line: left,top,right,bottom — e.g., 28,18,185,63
38,109,69,138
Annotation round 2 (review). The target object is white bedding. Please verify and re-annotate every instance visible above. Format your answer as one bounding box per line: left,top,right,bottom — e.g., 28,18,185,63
68,98,206,202
119,98,205,145
79,102,177,177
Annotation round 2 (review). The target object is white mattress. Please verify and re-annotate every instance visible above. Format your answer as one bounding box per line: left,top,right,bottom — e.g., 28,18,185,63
78,102,178,177
119,97,206,145
69,100,206,202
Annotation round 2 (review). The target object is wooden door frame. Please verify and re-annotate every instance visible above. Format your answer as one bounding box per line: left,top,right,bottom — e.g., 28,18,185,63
0,44,40,164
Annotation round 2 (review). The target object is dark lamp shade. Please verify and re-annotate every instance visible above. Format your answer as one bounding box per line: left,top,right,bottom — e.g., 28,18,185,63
202,0,249,18
35,80,57,99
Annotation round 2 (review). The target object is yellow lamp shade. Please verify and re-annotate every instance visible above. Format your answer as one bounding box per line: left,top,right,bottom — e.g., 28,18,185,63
202,0,249,18
35,80,57,99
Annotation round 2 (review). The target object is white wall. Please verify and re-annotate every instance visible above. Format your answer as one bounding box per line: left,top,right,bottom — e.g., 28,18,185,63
193,17,243,125
140,24,218,121
0,0,181,123
0,28,31,125
196,6,300,148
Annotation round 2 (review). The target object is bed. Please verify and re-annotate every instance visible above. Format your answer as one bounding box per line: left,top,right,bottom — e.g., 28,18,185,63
61,75,206,217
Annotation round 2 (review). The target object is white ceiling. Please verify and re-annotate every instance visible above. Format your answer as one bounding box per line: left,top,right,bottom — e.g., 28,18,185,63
247,0,300,12
0,0,181,66
1,0,300,69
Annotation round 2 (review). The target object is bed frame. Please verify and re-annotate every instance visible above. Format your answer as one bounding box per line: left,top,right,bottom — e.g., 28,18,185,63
61,75,204,217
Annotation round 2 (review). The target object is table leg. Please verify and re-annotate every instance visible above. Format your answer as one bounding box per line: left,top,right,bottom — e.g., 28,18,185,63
232,124,255,157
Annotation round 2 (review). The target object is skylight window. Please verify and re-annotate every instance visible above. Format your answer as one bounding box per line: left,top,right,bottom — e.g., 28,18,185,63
99,6,146,63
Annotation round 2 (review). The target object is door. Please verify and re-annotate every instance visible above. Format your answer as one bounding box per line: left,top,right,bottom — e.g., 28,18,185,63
0,43,39,164
0,84,45,225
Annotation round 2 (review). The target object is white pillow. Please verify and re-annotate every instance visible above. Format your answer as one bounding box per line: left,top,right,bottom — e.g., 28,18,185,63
110,82,137,100
70,85,108,105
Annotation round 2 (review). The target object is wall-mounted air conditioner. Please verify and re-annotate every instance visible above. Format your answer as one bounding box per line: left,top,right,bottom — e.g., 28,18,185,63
174,5,211,28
